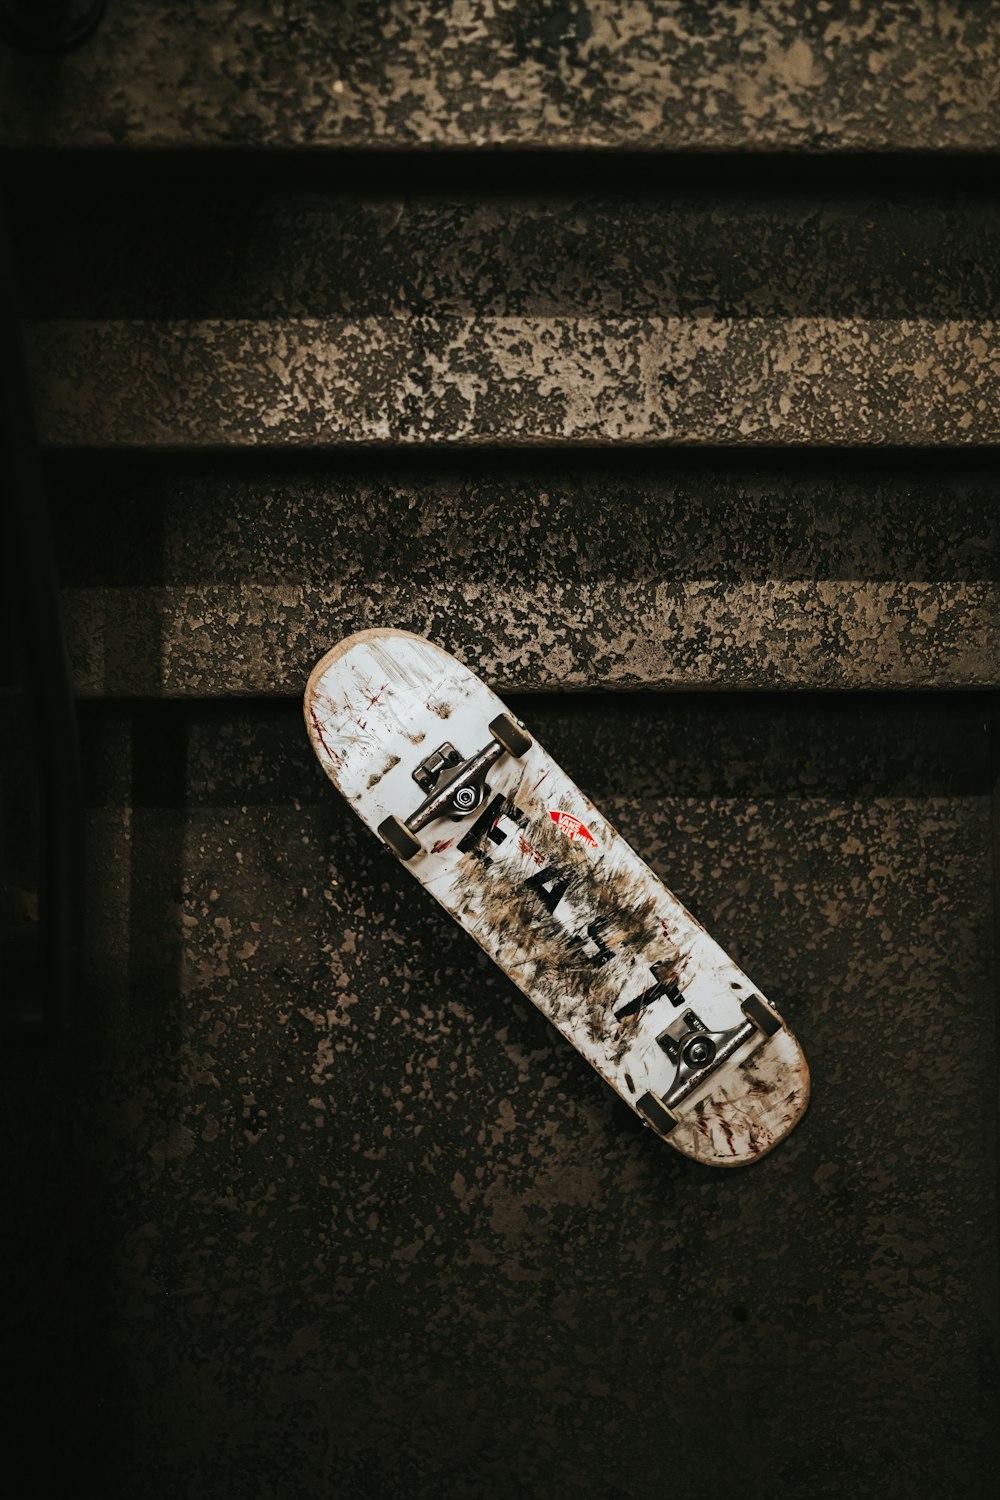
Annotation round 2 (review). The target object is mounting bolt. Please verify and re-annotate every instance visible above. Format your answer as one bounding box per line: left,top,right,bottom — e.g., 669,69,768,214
682,1035,716,1069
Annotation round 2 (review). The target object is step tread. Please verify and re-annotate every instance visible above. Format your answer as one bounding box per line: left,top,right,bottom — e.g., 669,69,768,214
2,1,999,152
26,313,1000,448
50,462,999,696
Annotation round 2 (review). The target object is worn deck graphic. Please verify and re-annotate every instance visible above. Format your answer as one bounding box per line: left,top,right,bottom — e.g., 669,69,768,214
305,630,809,1166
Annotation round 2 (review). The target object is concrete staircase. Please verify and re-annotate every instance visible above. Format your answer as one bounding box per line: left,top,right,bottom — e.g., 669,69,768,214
2,5,997,1498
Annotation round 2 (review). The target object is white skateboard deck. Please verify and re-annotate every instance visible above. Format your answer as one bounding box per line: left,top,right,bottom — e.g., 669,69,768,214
305,630,809,1167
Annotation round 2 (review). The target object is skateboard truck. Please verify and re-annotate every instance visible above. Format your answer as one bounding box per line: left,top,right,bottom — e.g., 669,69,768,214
636,993,783,1136
378,713,532,860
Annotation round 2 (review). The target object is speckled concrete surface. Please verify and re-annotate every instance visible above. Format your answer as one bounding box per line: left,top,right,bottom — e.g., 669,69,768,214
18,192,998,448
4,10,999,1492
49,458,999,694
25,312,1000,448
14,194,999,322
5,695,995,1498
1,1,999,150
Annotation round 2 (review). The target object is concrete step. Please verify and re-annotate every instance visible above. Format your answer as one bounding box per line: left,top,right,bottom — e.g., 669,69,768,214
2,0,998,151
17,193,1000,448
51,458,999,695
27,313,999,447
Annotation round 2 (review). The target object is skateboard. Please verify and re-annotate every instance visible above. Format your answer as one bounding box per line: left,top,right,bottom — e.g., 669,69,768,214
305,630,809,1167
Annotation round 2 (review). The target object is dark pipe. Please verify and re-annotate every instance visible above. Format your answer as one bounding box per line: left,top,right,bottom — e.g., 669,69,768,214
0,0,107,52
0,191,82,1032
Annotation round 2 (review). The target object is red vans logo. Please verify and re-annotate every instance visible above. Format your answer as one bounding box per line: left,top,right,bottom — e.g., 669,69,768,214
549,810,598,847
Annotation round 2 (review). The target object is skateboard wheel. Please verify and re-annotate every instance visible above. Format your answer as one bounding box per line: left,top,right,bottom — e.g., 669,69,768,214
378,815,422,860
636,1091,679,1136
741,994,783,1037
489,713,532,758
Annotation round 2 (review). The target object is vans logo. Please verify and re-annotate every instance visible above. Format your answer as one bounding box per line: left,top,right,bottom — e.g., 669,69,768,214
549,810,598,847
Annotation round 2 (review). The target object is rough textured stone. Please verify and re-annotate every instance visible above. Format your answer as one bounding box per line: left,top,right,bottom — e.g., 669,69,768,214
27,311,1000,448
1,1,999,151
4,7,998,1499
50,458,999,694
14,194,999,322
19,193,999,448
5,694,995,1498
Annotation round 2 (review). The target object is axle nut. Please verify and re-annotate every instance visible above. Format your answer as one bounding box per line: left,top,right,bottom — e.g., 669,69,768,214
682,1035,716,1069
